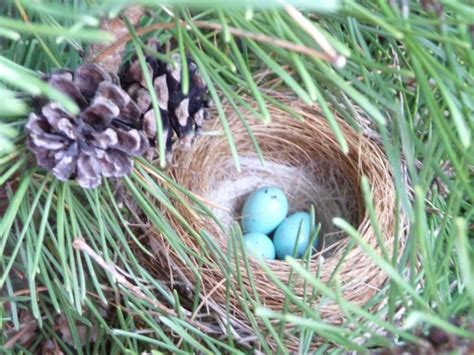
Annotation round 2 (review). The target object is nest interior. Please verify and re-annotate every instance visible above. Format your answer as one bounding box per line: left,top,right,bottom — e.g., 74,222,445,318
147,93,405,348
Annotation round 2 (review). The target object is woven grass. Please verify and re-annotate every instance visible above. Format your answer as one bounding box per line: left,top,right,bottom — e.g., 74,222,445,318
145,93,407,350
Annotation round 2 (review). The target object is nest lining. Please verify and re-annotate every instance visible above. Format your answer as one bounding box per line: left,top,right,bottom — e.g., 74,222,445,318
146,93,407,350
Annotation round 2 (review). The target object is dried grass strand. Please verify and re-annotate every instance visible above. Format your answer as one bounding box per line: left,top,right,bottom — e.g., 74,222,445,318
93,20,333,65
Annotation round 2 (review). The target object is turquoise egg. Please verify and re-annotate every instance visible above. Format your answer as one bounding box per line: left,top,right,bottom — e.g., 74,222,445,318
243,232,276,260
241,186,288,234
273,212,315,260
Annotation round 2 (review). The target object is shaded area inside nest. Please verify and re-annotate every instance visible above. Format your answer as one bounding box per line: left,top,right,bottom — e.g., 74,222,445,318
206,155,362,257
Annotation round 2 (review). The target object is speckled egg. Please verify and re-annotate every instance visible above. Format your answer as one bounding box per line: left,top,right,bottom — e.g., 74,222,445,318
243,232,276,260
273,212,315,260
241,186,289,234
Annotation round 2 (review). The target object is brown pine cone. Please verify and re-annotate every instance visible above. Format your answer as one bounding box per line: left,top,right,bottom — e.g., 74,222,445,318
26,64,151,189
119,40,210,159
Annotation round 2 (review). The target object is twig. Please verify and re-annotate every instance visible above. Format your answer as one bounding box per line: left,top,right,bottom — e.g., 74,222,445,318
93,20,334,65
4,319,37,349
72,238,177,316
74,239,222,336
13,286,48,296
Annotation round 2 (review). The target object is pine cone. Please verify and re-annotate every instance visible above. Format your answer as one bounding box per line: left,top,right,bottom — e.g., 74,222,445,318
119,41,210,159
26,64,151,189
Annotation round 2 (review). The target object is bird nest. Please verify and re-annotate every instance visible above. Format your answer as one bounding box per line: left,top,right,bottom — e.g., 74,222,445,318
144,93,407,350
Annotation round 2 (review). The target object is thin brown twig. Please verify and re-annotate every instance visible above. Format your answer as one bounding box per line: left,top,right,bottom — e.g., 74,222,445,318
13,286,48,297
72,238,177,316
93,20,333,65
73,239,223,335
4,320,37,349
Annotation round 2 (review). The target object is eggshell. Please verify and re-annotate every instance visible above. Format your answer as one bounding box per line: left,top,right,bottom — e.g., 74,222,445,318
273,212,315,260
243,232,276,260
241,186,288,234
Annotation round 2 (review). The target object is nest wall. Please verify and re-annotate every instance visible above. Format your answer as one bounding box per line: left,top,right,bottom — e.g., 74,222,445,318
146,93,407,350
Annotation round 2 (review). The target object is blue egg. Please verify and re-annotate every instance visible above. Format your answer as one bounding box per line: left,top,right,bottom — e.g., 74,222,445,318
241,186,288,234
273,212,315,260
243,232,276,260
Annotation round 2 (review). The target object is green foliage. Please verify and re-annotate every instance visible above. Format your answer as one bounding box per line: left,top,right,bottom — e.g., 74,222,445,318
0,0,473,353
